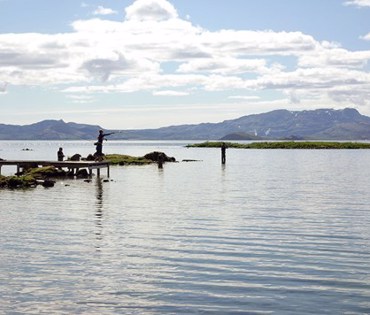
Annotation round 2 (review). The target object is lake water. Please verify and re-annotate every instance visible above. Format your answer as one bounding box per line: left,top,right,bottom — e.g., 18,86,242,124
1,141,370,314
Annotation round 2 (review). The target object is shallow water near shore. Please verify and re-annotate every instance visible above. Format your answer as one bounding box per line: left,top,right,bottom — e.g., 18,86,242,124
1,140,370,314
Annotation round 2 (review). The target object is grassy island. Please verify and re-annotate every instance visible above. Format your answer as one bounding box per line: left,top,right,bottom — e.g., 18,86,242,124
105,154,152,165
186,141,370,149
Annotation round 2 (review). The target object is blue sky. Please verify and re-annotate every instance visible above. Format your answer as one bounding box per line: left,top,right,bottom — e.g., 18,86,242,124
0,0,370,129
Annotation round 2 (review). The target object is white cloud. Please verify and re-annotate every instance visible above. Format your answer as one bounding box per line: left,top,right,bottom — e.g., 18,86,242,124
298,47,370,68
125,0,178,21
199,30,318,56
344,0,370,7
66,94,94,103
0,0,370,113
361,33,370,40
0,81,8,93
93,6,118,16
153,90,189,96
177,58,268,75
228,96,261,101
63,73,208,94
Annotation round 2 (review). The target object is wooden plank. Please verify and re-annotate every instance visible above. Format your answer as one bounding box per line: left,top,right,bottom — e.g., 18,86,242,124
0,160,109,168
0,160,111,177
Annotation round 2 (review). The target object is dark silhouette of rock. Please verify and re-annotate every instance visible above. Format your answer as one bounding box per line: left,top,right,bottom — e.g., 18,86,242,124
144,151,176,162
7,177,24,189
69,154,81,161
93,152,105,161
85,154,95,161
41,180,56,188
76,169,89,178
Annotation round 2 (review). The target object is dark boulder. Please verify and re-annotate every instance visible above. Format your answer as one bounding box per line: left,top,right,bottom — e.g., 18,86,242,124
41,179,56,188
7,177,23,189
76,169,89,178
144,151,176,163
69,154,81,161
85,154,95,161
93,152,105,161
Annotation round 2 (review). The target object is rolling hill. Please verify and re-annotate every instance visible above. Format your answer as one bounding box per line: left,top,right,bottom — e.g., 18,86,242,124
1,108,370,140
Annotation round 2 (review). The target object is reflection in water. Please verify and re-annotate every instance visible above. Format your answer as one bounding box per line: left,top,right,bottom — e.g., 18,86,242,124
1,142,370,315
95,178,104,249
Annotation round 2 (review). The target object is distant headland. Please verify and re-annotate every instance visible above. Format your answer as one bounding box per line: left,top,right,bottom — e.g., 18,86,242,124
187,141,370,150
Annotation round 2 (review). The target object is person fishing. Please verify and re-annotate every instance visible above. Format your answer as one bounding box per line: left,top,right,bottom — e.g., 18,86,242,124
95,129,114,158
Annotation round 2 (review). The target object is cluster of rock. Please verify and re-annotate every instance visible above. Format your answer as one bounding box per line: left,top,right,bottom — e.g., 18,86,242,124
143,151,176,163
0,151,177,190
0,166,59,189
68,152,105,161
68,151,177,163
0,164,92,189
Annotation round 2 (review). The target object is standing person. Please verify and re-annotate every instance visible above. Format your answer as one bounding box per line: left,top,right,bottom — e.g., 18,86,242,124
221,142,227,164
57,147,65,161
95,129,114,158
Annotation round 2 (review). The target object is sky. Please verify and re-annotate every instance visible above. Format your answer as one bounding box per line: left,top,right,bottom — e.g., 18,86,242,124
0,0,370,129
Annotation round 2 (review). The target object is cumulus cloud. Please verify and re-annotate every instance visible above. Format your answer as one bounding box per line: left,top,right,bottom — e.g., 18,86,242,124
229,96,261,101
177,58,268,75
344,0,370,7
0,81,8,93
361,33,370,40
93,6,118,16
66,94,94,103
81,52,159,81
125,0,178,21
0,0,370,110
153,90,189,96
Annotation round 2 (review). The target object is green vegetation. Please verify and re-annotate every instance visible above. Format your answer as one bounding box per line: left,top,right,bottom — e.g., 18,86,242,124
0,174,37,189
0,166,63,189
105,154,153,165
26,166,64,178
187,141,370,149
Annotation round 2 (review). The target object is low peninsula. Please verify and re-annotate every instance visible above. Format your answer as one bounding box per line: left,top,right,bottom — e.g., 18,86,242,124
186,141,370,149
0,151,176,189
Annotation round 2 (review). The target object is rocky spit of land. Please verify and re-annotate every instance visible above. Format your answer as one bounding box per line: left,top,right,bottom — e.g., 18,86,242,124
0,151,176,189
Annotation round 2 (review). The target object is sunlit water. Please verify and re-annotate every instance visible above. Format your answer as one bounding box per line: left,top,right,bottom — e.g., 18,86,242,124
1,141,370,314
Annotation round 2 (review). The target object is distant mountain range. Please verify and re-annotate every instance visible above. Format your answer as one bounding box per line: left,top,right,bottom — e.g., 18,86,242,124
0,119,102,140
1,108,370,140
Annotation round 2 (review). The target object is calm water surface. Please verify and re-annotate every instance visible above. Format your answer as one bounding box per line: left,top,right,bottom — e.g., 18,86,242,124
1,141,370,314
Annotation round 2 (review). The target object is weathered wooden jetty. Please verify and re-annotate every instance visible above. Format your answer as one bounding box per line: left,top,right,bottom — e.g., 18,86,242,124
0,160,110,177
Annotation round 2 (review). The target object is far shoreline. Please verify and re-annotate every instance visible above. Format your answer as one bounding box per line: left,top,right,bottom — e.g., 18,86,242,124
186,141,370,149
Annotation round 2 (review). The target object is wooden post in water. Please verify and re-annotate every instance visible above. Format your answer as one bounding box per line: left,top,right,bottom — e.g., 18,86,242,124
221,142,226,165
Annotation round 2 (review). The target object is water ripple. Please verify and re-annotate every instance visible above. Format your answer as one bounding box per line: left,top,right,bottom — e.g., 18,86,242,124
1,143,370,314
